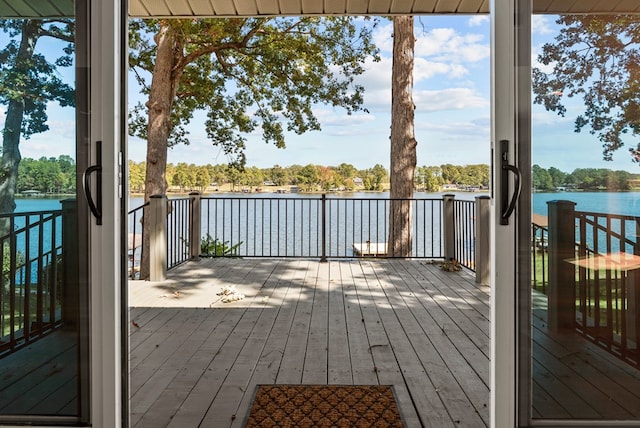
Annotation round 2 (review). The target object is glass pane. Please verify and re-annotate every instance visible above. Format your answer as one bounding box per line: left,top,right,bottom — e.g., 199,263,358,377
0,2,90,424
530,13,640,422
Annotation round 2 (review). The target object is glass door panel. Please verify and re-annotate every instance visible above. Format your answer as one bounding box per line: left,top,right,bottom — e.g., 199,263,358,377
0,1,90,424
527,12,640,424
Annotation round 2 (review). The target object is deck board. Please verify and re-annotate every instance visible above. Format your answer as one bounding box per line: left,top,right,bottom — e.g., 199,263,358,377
126,258,640,427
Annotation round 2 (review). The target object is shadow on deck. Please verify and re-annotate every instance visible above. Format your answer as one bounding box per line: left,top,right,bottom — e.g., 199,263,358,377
129,258,490,427
127,258,640,427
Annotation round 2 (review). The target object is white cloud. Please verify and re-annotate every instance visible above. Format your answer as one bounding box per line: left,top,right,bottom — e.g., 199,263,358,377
415,28,489,63
532,15,555,36
372,22,393,52
415,88,488,112
414,57,469,81
468,16,489,27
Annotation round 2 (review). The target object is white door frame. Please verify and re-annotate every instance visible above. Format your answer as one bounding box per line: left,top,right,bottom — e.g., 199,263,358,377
88,0,125,426
490,0,530,426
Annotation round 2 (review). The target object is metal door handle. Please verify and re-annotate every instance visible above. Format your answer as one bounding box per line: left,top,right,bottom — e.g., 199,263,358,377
83,141,102,225
500,140,521,225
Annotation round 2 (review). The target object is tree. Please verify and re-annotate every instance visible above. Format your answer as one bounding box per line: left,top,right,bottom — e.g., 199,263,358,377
388,16,416,257
532,15,640,163
129,17,378,278
0,19,74,234
129,161,146,193
532,164,553,191
547,166,567,188
296,164,319,192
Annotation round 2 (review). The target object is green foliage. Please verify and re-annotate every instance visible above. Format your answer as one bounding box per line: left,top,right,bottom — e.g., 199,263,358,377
128,17,380,166
361,164,388,191
200,234,242,257
17,156,75,193
0,19,75,138
2,243,25,287
532,15,640,164
415,166,444,192
296,164,320,192
532,165,635,191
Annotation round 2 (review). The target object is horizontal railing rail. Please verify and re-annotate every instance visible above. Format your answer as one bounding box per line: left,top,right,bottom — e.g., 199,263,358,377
0,209,63,356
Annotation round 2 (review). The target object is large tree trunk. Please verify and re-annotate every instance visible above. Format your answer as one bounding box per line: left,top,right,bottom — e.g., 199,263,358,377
0,21,39,237
388,16,416,258
140,22,183,279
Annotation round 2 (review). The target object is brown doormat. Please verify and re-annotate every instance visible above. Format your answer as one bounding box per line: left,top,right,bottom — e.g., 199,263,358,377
245,384,404,427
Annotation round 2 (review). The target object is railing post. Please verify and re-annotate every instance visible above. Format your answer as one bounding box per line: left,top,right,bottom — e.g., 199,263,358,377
189,192,201,261
547,200,577,333
475,195,491,285
628,232,640,353
443,194,455,261
61,199,79,328
320,193,327,262
149,195,167,281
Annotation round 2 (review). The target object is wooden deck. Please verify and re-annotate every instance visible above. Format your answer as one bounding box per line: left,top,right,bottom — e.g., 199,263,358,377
0,330,78,416
2,258,639,425
129,258,491,427
531,293,640,420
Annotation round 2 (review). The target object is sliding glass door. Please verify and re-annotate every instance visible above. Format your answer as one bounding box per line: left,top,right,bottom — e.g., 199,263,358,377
524,11,640,425
0,1,91,424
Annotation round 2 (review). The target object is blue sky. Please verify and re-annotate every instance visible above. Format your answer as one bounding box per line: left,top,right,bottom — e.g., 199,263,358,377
6,15,640,173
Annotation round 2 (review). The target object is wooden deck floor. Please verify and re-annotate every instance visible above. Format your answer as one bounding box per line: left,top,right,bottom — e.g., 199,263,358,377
129,258,491,427
531,293,640,420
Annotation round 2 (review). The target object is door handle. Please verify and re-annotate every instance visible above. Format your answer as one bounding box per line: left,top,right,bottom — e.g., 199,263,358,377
83,140,102,225
500,139,521,225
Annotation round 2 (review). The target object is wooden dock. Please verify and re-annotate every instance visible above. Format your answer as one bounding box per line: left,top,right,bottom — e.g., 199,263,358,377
352,242,387,257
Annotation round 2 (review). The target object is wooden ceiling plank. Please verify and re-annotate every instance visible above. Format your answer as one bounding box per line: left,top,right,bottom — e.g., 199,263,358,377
4,0,39,17
166,0,194,15
211,0,238,15
301,0,323,14
233,0,258,15
325,0,347,14
141,0,172,15
390,0,414,14
26,0,75,18
459,0,486,13
367,0,391,14
279,0,302,14
346,0,369,14
532,0,553,14
256,0,279,14
544,0,578,13
188,0,215,15
0,0,21,18
566,0,598,13
610,0,640,14
129,0,152,17
435,0,461,13
412,0,438,14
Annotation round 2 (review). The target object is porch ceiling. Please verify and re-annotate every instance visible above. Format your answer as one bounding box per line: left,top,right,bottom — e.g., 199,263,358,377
129,0,640,17
2,0,640,19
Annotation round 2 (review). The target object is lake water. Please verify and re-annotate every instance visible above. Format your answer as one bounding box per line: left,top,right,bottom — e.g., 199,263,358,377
14,190,640,218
